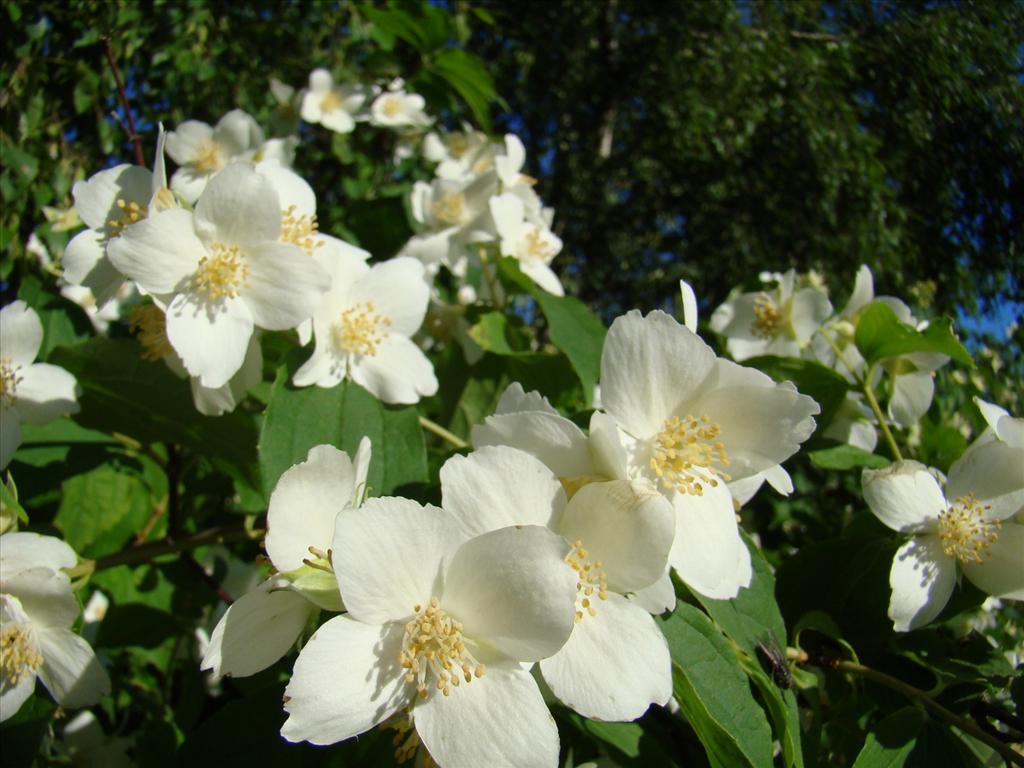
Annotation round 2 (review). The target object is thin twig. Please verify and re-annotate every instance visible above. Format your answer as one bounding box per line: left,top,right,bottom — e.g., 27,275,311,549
134,494,167,545
102,36,145,167
792,649,1023,766
181,552,235,605
419,416,468,450
93,525,263,571
862,362,904,461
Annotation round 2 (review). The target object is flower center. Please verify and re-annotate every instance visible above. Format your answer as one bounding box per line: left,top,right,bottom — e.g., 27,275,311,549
194,140,223,174
382,95,403,118
447,134,469,158
381,714,426,765
937,494,1000,564
331,302,392,357
320,90,344,113
108,198,146,233
751,292,782,339
521,229,556,263
191,243,250,301
565,540,608,623
431,193,465,226
280,205,323,255
399,597,485,700
0,357,22,408
650,415,731,496
129,305,174,361
0,623,42,684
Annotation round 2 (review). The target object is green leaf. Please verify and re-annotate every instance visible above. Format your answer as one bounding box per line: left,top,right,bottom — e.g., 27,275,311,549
658,603,775,768
48,338,260,491
467,311,533,355
498,258,607,406
693,535,803,768
431,48,496,131
17,274,93,357
55,457,165,558
852,707,925,768
808,444,891,470
0,695,56,766
258,352,427,499
854,303,971,367
95,603,181,649
744,355,849,432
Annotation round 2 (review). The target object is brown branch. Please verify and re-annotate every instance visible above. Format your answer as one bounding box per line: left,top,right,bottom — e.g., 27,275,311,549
93,525,262,571
102,36,145,167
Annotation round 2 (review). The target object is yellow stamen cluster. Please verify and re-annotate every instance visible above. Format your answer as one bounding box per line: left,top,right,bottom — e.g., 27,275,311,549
522,229,555,263
320,91,344,113
382,95,403,118
108,198,146,232
332,302,392,357
382,715,432,765
0,624,42,684
565,540,608,623
280,205,322,255
191,243,250,301
938,494,1000,564
650,415,731,496
447,134,470,159
399,597,485,700
194,140,223,174
559,474,601,500
129,305,174,361
431,193,466,227
751,292,782,339
0,357,22,407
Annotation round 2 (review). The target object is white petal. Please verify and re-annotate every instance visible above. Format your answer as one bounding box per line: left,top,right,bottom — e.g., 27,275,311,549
945,441,1024,521
888,535,956,632
243,242,329,330
349,336,438,405
471,410,593,480
962,523,1024,599
0,301,43,365
169,166,211,204
194,164,281,246
255,160,316,215
72,165,153,232
440,446,566,539
165,120,214,165
202,580,313,677
540,592,671,720
862,461,946,533
668,483,752,599
442,525,576,662
14,364,79,425
320,109,356,134
0,532,77,576
843,265,875,317
332,499,461,625
0,673,35,723
601,310,716,440
519,261,564,296
282,617,407,745
266,444,356,572
0,406,20,470
888,372,934,427
165,293,253,389
347,257,429,337
213,109,263,157
628,568,676,614
106,208,202,294
1,567,79,629
494,382,558,416
789,288,832,343
414,663,559,768
63,230,124,306
588,410,630,481
36,628,110,708
709,293,762,341
291,347,340,389
679,279,699,332
558,481,675,594
489,193,525,241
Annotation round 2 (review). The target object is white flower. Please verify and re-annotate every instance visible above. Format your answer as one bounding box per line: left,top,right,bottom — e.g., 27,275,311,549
710,269,833,361
203,441,370,678
165,109,264,203
489,193,564,296
0,532,110,721
281,501,577,768
0,302,80,469
598,310,820,598
399,175,495,274
108,163,330,389
293,253,437,404
299,69,369,134
862,452,1024,632
63,126,173,305
423,127,491,180
369,86,432,128
440,446,674,721
59,283,133,334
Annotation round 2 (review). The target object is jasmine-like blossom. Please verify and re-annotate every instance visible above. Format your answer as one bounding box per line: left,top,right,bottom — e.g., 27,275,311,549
165,109,264,203
299,69,369,134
